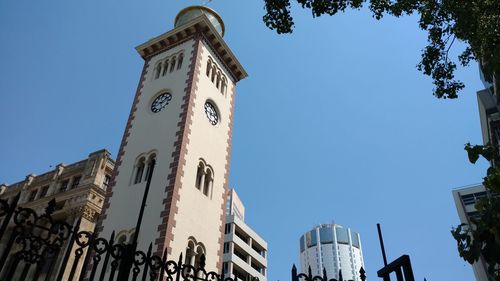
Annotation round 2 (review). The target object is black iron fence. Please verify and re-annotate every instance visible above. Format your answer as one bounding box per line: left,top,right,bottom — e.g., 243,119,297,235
0,196,240,281
0,195,418,281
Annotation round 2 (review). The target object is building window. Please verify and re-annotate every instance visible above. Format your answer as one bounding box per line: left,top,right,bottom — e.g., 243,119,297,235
162,60,169,76
170,56,176,72
144,154,156,182
61,180,69,191
195,162,204,190
103,175,111,190
177,54,184,70
28,190,37,201
194,160,213,198
206,60,212,77
211,66,216,82
39,185,49,197
185,237,206,269
155,62,162,79
221,78,227,95
224,223,231,234
203,169,212,197
71,175,81,189
206,56,228,95
223,242,229,253
216,72,221,89
134,157,145,184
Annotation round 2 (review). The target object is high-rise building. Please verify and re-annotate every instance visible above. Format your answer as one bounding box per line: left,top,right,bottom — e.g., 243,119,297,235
0,149,114,280
299,224,364,281
95,5,247,272
222,189,267,281
455,63,500,281
452,184,492,281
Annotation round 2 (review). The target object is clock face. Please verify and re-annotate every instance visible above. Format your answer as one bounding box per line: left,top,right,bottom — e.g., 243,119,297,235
204,102,218,125
151,93,172,113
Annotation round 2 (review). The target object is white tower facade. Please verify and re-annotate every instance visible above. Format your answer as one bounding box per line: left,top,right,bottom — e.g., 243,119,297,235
299,224,364,281
96,6,247,272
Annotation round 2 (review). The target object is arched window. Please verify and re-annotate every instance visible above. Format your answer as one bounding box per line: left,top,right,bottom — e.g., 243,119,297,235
211,66,217,82
177,54,184,70
155,63,162,79
185,239,196,265
162,60,169,76
170,56,176,72
206,60,212,77
194,245,205,269
117,235,127,245
203,169,213,197
134,157,145,184
144,154,156,182
185,237,206,269
216,72,221,89
195,160,214,197
221,77,227,95
195,162,205,190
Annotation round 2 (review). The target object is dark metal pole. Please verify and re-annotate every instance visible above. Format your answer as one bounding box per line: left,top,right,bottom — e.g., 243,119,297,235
132,159,156,247
377,223,388,267
117,159,156,280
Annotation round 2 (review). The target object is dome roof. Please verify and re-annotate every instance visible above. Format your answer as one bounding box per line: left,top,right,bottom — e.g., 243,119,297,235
175,6,225,37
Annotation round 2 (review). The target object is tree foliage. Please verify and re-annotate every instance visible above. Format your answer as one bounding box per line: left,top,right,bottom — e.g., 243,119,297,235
263,0,500,279
263,0,500,100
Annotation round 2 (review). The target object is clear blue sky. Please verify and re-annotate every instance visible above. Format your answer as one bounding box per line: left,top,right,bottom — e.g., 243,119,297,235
0,1,488,280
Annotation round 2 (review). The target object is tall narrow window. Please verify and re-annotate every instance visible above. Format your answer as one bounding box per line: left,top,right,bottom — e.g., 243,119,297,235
170,57,176,72
144,154,156,182
162,60,169,76
206,60,212,77
185,240,196,265
39,185,49,197
216,72,221,89
61,180,69,192
103,175,111,190
177,54,184,70
195,162,204,190
211,66,216,82
194,245,205,269
203,170,212,197
134,158,145,184
71,175,81,189
28,190,37,201
221,78,227,94
155,63,162,79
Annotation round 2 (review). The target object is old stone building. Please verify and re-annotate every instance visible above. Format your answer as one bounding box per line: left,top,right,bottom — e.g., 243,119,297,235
0,149,114,280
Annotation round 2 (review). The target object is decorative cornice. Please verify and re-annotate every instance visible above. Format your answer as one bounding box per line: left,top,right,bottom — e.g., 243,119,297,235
135,15,247,82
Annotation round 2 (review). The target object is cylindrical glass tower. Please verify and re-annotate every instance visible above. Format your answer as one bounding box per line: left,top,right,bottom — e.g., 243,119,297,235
299,224,365,281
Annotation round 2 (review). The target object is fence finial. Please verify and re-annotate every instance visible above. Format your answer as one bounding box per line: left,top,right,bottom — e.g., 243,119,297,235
200,254,206,269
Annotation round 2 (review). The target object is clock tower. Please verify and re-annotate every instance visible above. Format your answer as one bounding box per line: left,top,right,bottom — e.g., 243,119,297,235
96,6,247,271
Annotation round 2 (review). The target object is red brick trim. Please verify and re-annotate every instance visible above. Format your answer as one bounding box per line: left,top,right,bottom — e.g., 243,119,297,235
154,35,204,257
94,59,150,235
215,82,236,271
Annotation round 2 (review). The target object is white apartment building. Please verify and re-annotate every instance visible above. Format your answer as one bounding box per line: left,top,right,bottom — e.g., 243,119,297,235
299,224,364,281
452,184,493,281
223,189,267,281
